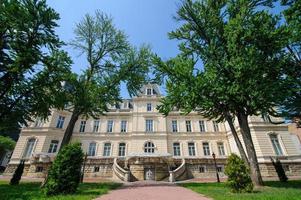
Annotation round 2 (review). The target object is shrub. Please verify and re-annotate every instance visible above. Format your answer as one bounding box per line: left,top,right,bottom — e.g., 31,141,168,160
225,153,253,193
271,157,288,182
10,160,25,185
43,143,84,196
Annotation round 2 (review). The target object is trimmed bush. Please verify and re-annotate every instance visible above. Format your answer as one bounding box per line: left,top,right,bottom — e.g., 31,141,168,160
225,153,253,193
271,157,288,182
10,160,25,185
43,142,84,196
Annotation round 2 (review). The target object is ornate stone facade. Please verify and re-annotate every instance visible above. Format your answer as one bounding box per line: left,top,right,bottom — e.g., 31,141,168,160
5,84,301,181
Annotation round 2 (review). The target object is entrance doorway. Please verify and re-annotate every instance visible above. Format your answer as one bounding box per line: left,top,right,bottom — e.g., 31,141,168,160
144,167,155,180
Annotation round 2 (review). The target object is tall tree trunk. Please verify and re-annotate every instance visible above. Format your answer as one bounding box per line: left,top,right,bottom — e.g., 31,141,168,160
225,114,249,166
60,110,80,149
237,112,264,186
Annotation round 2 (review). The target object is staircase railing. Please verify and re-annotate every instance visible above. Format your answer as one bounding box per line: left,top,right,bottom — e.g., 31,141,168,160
113,158,130,182
169,158,186,182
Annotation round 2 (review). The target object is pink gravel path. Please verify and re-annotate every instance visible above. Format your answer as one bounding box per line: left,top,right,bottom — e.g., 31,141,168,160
95,184,211,200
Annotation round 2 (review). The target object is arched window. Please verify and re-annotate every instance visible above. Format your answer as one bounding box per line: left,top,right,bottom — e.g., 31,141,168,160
23,138,36,158
144,142,155,153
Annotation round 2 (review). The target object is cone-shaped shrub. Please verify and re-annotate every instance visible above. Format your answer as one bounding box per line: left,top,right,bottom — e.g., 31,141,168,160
10,160,25,185
225,153,253,193
43,142,84,196
271,158,288,182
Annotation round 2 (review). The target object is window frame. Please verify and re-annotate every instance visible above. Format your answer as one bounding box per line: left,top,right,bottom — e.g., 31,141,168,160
23,138,36,158
270,134,284,156
188,142,196,156
107,120,114,133
118,143,126,157
48,140,59,153
88,142,97,156
213,121,219,132
56,116,65,129
145,119,154,132
172,120,178,133
120,120,127,133
217,142,225,156
186,120,192,132
173,142,181,156
93,120,100,133
103,143,111,157
199,120,206,132
144,141,155,154
79,120,86,133
203,142,211,156
146,103,152,112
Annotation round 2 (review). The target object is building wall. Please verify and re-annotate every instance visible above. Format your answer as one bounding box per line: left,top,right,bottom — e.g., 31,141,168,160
5,84,301,179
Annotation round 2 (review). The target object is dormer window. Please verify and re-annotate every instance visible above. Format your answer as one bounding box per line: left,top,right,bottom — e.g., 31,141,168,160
146,88,152,95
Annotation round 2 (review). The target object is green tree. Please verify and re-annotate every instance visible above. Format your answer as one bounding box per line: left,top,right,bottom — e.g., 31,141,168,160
59,11,152,147
154,0,293,186
0,0,72,131
280,0,301,125
43,143,83,195
0,135,15,163
225,154,253,193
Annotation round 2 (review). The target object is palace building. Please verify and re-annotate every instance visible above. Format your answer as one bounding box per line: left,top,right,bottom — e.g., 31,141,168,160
4,84,301,181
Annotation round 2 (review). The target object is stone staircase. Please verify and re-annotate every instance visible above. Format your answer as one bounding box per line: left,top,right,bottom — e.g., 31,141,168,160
168,158,186,182
112,158,130,182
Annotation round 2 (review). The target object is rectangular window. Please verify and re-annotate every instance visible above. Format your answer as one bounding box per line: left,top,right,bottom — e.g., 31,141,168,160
218,142,225,156
56,116,65,129
147,103,152,111
203,142,210,156
213,121,219,132
147,88,152,95
186,120,192,132
88,143,96,156
199,120,206,132
188,142,196,156
270,134,283,155
121,120,127,133
107,120,114,133
93,120,100,132
35,166,43,172
48,140,59,153
94,166,100,172
23,138,36,158
172,120,178,132
173,142,181,156
79,120,86,132
217,166,224,172
103,143,111,156
145,119,153,132
199,166,206,173
118,143,126,156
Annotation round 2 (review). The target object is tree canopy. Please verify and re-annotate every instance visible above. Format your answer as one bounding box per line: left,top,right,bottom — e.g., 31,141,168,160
0,0,72,131
154,0,297,186
60,11,153,147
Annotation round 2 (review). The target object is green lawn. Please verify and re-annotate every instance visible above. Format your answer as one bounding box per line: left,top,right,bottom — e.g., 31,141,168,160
180,180,301,200
0,181,122,200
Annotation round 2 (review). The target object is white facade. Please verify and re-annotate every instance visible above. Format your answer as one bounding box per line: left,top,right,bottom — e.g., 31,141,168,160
6,84,301,180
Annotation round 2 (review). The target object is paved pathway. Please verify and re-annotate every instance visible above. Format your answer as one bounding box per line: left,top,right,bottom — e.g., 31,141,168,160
95,181,211,200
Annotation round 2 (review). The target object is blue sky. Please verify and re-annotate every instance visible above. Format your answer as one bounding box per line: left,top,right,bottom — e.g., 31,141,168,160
48,0,181,97
47,0,285,98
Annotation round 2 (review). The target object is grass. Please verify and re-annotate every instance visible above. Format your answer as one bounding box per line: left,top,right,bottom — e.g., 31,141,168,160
180,180,301,200
0,180,122,200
